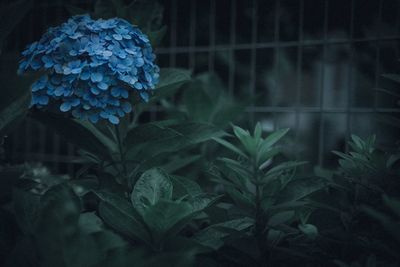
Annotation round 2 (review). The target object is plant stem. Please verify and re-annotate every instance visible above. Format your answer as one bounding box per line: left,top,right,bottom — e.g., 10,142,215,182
253,160,267,266
115,124,129,185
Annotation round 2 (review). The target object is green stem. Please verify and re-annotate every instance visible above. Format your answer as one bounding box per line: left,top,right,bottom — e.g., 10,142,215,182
115,124,129,185
253,161,267,266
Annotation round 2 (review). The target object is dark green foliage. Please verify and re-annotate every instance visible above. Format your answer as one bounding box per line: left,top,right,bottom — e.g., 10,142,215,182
208,124,325,266
0,1,399,266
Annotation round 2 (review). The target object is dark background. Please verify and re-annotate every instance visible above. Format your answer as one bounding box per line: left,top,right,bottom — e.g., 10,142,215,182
1,0,400,174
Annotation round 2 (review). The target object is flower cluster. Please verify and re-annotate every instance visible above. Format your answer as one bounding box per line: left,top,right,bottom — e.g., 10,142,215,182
18,15,159,124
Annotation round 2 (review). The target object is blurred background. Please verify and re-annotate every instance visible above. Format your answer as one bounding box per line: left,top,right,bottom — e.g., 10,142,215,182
1,0,400,174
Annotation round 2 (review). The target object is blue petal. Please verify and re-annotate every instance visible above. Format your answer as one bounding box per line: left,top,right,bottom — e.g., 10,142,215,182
89,114,99,123
80,71,90,80
90,72,103,82
60,102,72,112
108,115,119,124
97,82,108,90
90,87,100,95
121,102,132,113
140,91,149,102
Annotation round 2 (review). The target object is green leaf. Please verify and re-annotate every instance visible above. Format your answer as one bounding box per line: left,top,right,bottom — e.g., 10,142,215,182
126,122,223,160
12,189,40,235
31,112,116,160
142,199,194,245
188,194,221,213
298,224,318,239
0,0,32,51
131,169,173,216
259,128,289,154
218,157,251,179
96,191,150,244
254,123,262,141
268,210,295,227
262,161,306,184
227,188,255,213
161,155,201,173
233,125,255,155
170,175,203,197
212,137,248,159
276,177,325,203
193,217,254,249
147,68,191,103
78,212,104,234
0,91,30,136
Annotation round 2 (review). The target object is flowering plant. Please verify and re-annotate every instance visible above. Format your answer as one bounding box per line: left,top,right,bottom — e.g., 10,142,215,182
18,14,159,124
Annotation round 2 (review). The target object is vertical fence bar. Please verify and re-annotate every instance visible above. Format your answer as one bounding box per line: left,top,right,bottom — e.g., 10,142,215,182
396,1,400,58
37,0,48,164
20,7,37,164
294,0,304,158
318,0,329,166
51,1,62,173
345,0,355,152
208,0,216,72
169,0,177,68
272,0,281,131
228,0,237,95
249,0,258,125
188,0,197,70
373,0,383,112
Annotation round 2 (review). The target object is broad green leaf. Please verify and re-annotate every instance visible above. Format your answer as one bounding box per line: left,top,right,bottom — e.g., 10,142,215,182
31,113,116,160
183,81,214,122
96,191,150,244
189,194,221,213
161,154,201,173
142,199,193,245
268,210,295,227
170,175,202,197
144,68,191,104
193,217,254,249
126,122,223,160
155,68,191,93
76,120,118,155
168,122,225,144
131,168,173,216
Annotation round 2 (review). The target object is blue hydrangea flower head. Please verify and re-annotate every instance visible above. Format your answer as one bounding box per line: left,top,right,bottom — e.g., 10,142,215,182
18,14,160,124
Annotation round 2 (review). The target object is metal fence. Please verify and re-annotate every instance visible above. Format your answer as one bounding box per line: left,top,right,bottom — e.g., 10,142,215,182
3,0,400,174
